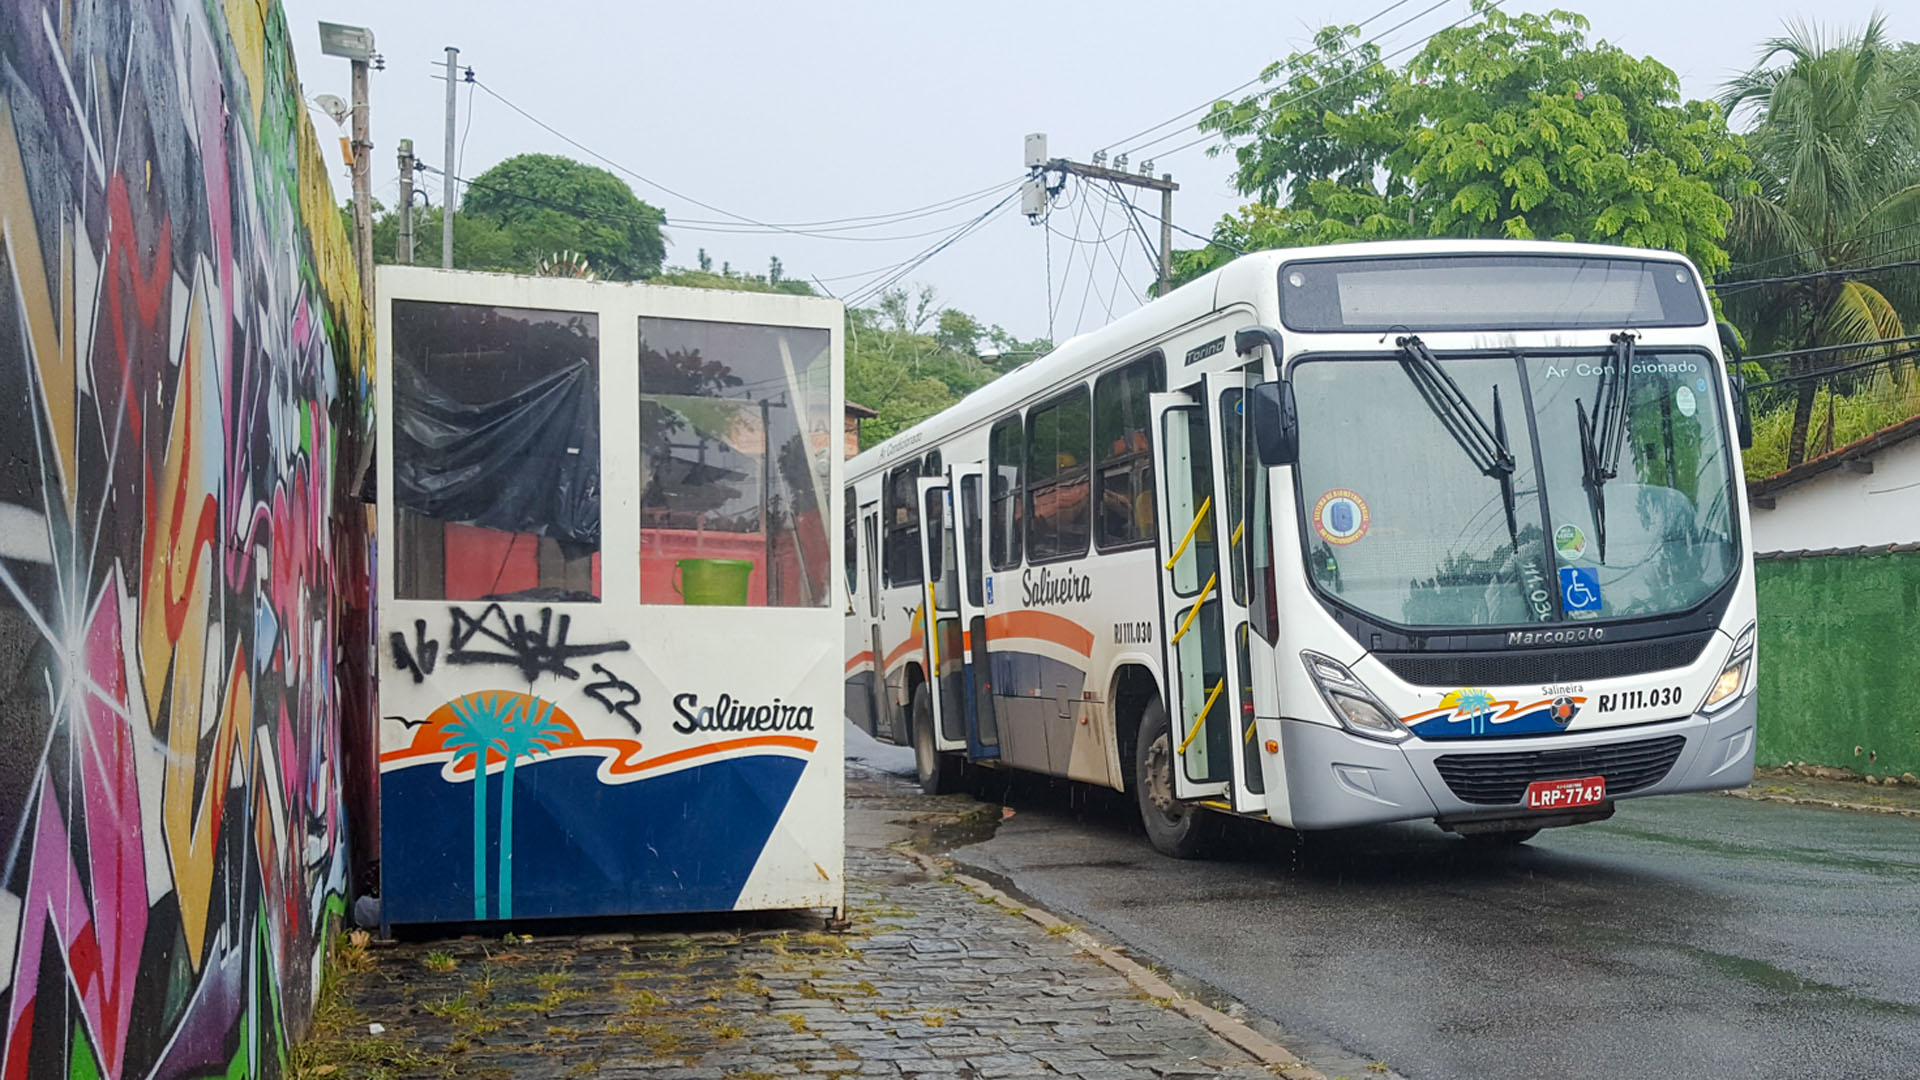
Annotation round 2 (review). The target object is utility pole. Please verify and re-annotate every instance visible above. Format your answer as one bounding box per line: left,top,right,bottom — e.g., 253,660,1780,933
396,137,415,264
320,22,379,298
441,45,459,269
1022,133,1178,296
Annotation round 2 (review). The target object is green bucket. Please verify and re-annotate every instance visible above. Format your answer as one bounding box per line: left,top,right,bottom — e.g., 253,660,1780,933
674,558,754,606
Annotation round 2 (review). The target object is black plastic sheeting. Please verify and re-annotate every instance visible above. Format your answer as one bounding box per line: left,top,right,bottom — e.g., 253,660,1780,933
393,359,600,553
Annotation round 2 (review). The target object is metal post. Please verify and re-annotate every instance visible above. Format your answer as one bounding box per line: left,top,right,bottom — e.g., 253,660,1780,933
349,57,374,299
442,46,459,269
1158,178,1173,297
396,137,414,265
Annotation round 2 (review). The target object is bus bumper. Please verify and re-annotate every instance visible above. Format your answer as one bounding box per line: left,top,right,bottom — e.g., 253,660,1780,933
1279,693,1757,831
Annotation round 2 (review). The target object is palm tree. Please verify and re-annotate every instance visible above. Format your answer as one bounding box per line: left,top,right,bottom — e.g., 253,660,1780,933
1719,15,1920,468
443,693,511,920
493,695,567,919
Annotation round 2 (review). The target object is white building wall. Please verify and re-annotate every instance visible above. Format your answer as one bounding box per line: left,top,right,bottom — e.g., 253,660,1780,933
1750,437,1920,553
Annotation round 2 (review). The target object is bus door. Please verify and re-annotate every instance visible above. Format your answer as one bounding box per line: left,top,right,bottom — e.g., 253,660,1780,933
1149,376,1260,810
860,503,887,737
916,477,969,752
949,463,1000,759
1205,370,1266,815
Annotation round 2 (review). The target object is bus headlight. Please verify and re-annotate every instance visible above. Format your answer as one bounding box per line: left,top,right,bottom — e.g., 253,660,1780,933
1702,622,1755,713
1302,651,1411,742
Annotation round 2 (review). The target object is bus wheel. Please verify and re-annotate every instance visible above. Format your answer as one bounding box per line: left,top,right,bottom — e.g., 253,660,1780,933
912,684,960,796
1135,699,1214,859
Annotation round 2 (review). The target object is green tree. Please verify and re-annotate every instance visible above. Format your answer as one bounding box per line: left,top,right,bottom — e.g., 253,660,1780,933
460,153,667,280
1717,15,1920,467
1180,4,1751,282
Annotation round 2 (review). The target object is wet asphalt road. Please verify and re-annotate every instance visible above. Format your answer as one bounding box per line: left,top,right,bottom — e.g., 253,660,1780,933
934,766,1920,1080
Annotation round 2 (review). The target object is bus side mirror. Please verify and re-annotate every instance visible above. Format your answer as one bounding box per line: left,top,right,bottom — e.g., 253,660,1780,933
1729,370,1754,450
1251,380,1298,467
1717,321,1754,450
1236,325,1297,466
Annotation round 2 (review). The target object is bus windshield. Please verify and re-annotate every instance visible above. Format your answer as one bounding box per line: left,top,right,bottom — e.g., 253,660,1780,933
1292,351,1737,629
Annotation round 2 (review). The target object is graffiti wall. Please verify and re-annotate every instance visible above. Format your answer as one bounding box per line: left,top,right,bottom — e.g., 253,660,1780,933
0,0,368,1076
376,268,844,926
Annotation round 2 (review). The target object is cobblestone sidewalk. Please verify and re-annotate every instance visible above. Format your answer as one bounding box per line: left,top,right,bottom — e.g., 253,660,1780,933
299,777,1292,1080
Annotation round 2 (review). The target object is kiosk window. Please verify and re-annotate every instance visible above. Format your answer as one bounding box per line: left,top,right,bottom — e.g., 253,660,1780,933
1094,355,1163,549
989,415,1024,571
391,300,601,602
638,317,833,607
1027,387,1092,562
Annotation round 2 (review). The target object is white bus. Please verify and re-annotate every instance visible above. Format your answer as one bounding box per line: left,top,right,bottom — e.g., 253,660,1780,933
844,240,1758,856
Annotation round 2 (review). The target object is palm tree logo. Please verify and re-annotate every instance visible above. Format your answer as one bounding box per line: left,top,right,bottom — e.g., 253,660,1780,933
442,691,570,919
1441,687,1499,736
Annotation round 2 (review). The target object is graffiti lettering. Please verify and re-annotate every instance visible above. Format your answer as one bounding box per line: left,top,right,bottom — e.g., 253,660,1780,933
446,604,631,682
584,664,644,733
389,618,440,683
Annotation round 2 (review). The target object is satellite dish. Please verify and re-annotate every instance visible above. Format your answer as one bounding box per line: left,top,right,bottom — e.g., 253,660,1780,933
313,94,349,127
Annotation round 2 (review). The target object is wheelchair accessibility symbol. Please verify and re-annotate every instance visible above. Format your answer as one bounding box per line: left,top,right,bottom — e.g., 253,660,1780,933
1559,566,1602,614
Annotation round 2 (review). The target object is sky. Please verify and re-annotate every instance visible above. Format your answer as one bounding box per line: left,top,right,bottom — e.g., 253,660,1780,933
284,0,1905,344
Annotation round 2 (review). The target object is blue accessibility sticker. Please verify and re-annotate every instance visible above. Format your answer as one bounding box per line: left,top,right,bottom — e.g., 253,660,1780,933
984,576,995,605
1559,566,1602,613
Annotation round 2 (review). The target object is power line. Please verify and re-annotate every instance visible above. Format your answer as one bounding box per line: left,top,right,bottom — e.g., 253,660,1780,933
1096,0,1430,157
469,76,1023,239
1132,0,1506,166
1709,254,1920,293
1106,185,1246,255
843,189,1024,308
1744,333,1920,366
1718,220,1920,279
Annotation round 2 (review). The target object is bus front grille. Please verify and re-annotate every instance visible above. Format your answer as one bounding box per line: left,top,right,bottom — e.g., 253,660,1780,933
1433,734,1688,805
1376,631,1715,687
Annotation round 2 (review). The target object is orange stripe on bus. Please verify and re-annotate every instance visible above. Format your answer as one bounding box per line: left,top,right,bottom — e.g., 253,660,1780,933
846,650,874,673
883,635,922,670
982,610,1095,657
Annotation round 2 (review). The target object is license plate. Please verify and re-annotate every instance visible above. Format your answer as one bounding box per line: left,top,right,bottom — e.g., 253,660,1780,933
1525,775,1606,810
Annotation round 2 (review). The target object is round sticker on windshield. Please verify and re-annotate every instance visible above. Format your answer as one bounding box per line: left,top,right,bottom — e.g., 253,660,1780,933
1676,384,1697,418
1554,523,1588,561
1314,489,1370,545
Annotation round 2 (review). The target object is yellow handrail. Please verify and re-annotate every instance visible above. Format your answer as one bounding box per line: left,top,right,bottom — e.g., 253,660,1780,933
1163,495,1213,571
1178,679,1225,755
924,585,938,670
1169,573,1217,645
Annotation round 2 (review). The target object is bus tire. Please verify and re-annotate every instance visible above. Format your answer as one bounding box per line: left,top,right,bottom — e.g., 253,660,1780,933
912,683,960,796
1135,699,1214,859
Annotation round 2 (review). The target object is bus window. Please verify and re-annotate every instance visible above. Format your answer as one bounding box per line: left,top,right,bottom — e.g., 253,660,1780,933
1094,354,1163,550
989,415,1024,571
1027,386,1092,563
884,462,922,587
923,449,942,478
844,487,857,597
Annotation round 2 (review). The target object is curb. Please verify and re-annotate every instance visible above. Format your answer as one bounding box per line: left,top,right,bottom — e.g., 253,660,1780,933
1719,787,1920,818
890,844,1326,1080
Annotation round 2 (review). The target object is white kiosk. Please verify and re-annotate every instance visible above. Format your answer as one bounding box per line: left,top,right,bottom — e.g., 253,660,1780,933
373,267,844,926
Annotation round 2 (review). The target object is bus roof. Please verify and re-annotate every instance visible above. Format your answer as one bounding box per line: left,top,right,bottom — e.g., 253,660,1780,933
846,239,1699,481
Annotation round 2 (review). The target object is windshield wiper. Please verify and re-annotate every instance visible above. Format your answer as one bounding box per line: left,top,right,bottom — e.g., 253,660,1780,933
1395,335,1519,548
1577,331,1636,561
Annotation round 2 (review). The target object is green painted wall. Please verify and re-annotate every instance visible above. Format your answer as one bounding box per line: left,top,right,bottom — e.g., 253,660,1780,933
1756,551,1920,777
